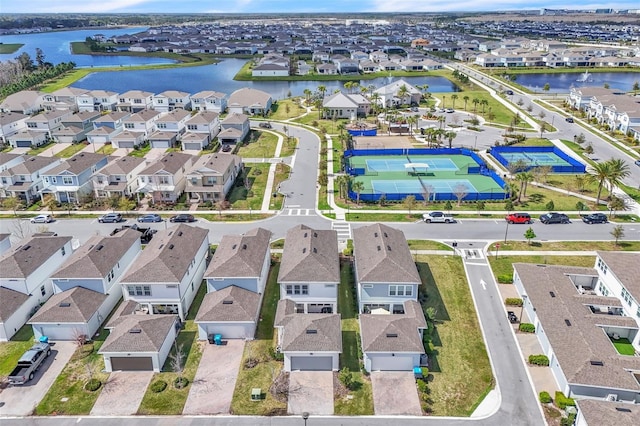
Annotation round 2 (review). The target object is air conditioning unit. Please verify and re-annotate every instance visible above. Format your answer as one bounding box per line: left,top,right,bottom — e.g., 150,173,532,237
605,394,618,402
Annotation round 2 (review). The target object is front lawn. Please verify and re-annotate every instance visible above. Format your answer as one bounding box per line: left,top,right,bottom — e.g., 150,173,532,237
227,163,270,210
55,143,87,158
417,255,493,416
236,131,278,158
489,255,596,284
128,143,151,158
407,240,453,251
0,325,35,376
491,240,640,252
27,141,55,155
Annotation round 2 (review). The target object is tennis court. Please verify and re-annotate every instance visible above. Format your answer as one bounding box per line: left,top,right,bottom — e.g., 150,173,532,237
372,179,478,194
489,146,586,173
366,157,458,172
498,152,572,167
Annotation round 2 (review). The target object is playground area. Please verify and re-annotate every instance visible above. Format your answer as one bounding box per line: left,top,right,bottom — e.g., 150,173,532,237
345,148,507,202
489,146,586,173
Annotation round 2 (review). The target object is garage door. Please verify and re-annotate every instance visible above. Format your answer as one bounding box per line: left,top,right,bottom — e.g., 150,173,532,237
370,355,415,371
152,141,170,149
204,324,253,340
290,356,332,371
110,356,153,371
183,143,201,151
118,141,134,149
16,141,32,147
38,325,81,341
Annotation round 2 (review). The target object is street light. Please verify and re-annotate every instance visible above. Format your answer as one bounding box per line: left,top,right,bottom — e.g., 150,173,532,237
520,295,528,323
302,412,309,426
504,220,510,243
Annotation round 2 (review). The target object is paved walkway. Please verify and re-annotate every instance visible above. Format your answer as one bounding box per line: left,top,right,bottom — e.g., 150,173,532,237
90,371,153,416
287,371,334,415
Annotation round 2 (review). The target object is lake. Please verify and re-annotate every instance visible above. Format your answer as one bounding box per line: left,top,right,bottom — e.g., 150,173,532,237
514,71,640,93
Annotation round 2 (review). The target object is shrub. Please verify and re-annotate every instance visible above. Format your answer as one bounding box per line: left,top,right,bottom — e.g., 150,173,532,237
497,274,513,284
338,367,355,390
539,391,552,404
244,357,259,369
416,378,429,394
560,413,576,426
84,378,102,392
529,355,550,366
554,391,575,410
519,323,536,333
150,380,168,393
268,346,284,361
505,298,523,306
173,377,189,389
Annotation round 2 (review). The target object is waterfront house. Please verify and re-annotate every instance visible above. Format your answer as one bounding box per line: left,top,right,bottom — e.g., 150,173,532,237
42,87,87,112
218,113,250,145
0,90,44,115
191,90,227,113
76,90,118,112
152,90,192,112
117,90,154,113
322,92,371,119
227,88,273,116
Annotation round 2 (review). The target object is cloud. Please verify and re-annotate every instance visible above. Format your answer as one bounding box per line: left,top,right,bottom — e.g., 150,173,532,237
4,0,153,13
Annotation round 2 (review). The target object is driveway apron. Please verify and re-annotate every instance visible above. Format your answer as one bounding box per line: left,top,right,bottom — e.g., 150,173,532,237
287,371,334,415
371,371,422,416
90,371,153,415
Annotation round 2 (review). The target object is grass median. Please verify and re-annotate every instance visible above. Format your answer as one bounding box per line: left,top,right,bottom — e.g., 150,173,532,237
489,255,596,284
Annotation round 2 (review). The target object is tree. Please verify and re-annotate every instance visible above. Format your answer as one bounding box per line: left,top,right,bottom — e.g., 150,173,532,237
472,97,480,115
317,85,326,99
35,48,46,68
336,175,351,201
42,194,57,217
397,84,409,106
450,94,458,109
576,201,586,213
603,83,610,89
584,143,594,155
539,121,547,138
452,183,468,206
444,130,457,149
524,227,536,245
505,199,514,212
507,159,528,175
2,196,23,216
538,110,546,120
587,159,630,206
476,200,485,214
532,165,552,184
303,88,312,106
608,196,626,218
573,175,587,193
515,172,533,202
351,180,364,205
421,184,434,205
444,200,453,212
462,95,470,111
611,225,624,246
170,342,187,388
545,200,555,211
543,83,550,92
403,195,416,214
575,133,586,144
633,81,640,96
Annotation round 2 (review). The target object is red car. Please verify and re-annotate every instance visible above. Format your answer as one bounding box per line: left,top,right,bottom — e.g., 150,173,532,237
505,213,532,224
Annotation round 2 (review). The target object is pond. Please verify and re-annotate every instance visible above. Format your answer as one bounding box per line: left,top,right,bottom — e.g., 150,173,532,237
513,71,640,93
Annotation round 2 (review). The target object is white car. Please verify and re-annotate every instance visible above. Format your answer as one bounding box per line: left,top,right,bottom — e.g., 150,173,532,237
422,211,454,223
30,214,53,223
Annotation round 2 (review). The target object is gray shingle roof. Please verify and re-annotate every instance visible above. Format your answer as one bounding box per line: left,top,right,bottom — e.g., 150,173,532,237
195,286,260,323
139,152,193,175
51,229,140,279
99,315,176,353
360,300,427,353
121,224,208,284
353,223,420,284
514,263,640,392
188,153,241,177
0,235,72,278
221,113,249,125
205,227,271,278
575,400,640,426
96,155,145,176
44,152,107,176
0,286,30,321
228,88,272,108
597,252,640,302
274,303,342,353
28,287,106,324
278,225,339,283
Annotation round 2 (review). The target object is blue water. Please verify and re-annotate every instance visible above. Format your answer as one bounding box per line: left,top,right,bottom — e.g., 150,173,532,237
515,72,640,92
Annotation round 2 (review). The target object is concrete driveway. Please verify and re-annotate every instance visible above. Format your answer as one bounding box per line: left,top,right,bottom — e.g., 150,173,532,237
90,371,153,416
0,341,75,416
370,371,421,416
288,371,334,415
182,339,244,415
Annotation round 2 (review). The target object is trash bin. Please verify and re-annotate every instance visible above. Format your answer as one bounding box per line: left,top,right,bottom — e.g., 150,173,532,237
39,335,49,343
214,334,222,345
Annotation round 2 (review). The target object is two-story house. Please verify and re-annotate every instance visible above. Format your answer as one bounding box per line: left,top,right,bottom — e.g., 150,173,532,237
149,109,191,149
136,152,193,204
28,229,141,341
227,88,273,116
86,111,131,146
218,113,250,145
122,109,161,139
153,90,192,112
52,110,102,143
76,90,118,112
25,110,74,138
42,87,87,112
0,235,74,341
278,225,339,314
185,153,242,204
191,90,227,113
0,90,43,115
40,152,109,204
0,112,28,145
0,155,61,204
0,152,25,173
119,224,209,321
183,111,220,150
92,155,147,199
353,223,421,314
117,90,154,113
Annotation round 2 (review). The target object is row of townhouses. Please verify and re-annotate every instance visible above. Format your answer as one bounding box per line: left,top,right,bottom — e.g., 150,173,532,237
0,223,428,375
0,150,242,205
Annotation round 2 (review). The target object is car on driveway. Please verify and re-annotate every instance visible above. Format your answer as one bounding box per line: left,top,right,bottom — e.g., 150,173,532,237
505,212,532,224
169,214,196,223
30,214,53,223
423,211,454,223
98,213,123,223
581,213,608,224
258,122,272,129
635,159,640,167
137,214,162,223
221,144,232,152
539,212,569,224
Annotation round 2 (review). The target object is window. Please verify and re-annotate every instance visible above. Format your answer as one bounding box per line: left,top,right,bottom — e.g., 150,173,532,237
96,176,104,183
134,99,142,104
286,285,308,295
40,285,46,296
157,99,164,104
27,122,37,128
596,258,608,275
157,123,167,129
187,124,197,130
125,123,134,129
128,285,151,296
159,176,170,184
51,177,57,183
62,176,73,185
61,246,66,256
621,288,633,307
389,285,413,297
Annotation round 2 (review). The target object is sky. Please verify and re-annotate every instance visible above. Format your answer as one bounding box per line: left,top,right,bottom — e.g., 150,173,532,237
2,1,639,14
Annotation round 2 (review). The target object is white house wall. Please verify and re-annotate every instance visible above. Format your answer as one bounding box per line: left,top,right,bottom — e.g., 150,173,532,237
197,322,255,340
0,297,35,342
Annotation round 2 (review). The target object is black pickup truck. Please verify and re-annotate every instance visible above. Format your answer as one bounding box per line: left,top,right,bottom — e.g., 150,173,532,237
110,223,156,244
8,342,51,384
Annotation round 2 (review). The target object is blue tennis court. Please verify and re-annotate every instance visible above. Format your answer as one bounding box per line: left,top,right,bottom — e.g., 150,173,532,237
372,179,478,194
366,157,459,172
498,152,571,167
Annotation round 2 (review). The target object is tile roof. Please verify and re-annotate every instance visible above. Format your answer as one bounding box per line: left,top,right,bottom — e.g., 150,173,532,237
204,227,271,278
597,252,640,302
275,302,342,353
195,286,260,323
51,229,140,279
360,300,427,353
278,225,339,283
514,263,640,392
28,287,107,323
121,224,208,284
353,223,420,284
0,286,30,321
99,314,176,353
0,235,72,278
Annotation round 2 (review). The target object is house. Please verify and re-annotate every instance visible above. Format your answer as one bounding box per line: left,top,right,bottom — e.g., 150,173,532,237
92,156,147,199
76,90,118,112
0,112,28,144
52,125,88,144
218,113,250,145
119,224,210,321
359,300,426,372
111,130,146,150
322,92,371,119
227,88,273,116
25,110,74,137
122,110,161,138
513,253,640,403
117,90,154,113
191,90,227,113
274,299,342,371
204,227,272,294
29,230,141,341
316,63,338,75
60,111,101,132
0,90,43,115
0,233,11,256
136,152,193,204
195,285,261,340
373,79,422,107
353,223,421,314
0,155,61,205
0,235,74,341
575,399,640,426
153,90,192,112
278,225,339,314
184,111,221,147
252,63,289,77
99,306,178,372
87,111,131,145
6,129,48,148
40,152,109,204
185,153,242,204
0,152,25,172
155,109,191,138
42,87,87,112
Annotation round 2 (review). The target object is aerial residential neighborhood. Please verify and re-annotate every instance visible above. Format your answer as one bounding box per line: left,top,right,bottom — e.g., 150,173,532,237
1,5,640,426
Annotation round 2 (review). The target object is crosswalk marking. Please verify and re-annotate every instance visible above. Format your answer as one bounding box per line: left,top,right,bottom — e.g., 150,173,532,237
332,221,351,241
284,208,312,216
464,249,484,260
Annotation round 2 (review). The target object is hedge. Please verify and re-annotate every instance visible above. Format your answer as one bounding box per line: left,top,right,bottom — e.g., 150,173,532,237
539,391,552,403
497,274,513,284
505,298,523,306
519,323,535,333
529,354,550,366
555,391,576,410
150,380,168,393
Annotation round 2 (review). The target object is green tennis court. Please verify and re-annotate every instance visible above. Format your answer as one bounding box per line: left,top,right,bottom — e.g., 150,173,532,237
498,151,572,167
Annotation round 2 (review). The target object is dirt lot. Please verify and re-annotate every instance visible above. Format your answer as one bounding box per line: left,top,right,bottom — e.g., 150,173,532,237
353,135,415,149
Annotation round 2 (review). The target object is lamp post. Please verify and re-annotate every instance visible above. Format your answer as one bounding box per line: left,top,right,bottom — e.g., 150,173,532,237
520,295,527,323
504,220,510,243
302,412,309,426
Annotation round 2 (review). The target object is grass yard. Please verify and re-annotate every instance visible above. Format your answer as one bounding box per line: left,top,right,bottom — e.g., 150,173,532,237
279,136,298,158
269,99,307,121
489,255,596,284
227,163,271,210
137,283,207,415
236,131,278,158
27,141,55,155
611,338,636,356
55,143,87,158
335,259,374,415
407,240,453,251
417,255,493,416
544,174,610,201
230,262,287,415
96,144,116,155
0,325,35,376
127,144,151,158
491,240,640,252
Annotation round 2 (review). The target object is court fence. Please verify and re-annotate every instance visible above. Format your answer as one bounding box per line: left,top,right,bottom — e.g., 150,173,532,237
489,146,586,173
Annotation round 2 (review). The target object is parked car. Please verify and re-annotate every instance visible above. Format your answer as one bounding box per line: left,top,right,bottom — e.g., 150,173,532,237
635,159,640,167
539,212,570,224
410,106,419,112
565,117,574,123
504,90,514,95
137,214,162,223
505,212,532,224
423,211,454,223
221,144,232,152
259,122,272,129
30,214,53,224
446,108,454,113
507,311,518,323
8,342,51,385
111,223,157,244
169,214,196,223
582,213,608,224
98,213,123,223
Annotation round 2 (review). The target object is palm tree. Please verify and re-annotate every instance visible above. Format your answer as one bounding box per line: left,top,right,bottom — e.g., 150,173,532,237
606,158,631,188
344,81,355,94
303,89,312,106
336,174,351,201
445,130,457,148
351,180,364,205
407,115,418,134
450,94,458,109
472,98,480,115
587,161,614,206
480,99,488,114
317,85,327,99
370,92,381,114
463,95,470,111
397,84,409,106
441,95,446,109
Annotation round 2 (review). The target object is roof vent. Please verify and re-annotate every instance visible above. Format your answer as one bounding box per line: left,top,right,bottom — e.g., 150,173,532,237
374,232,378,237
386,333,398,338
377,246,381,251
549,291,556,298
564,319,571,327
168,244,174,250
242,244,247,250
158,244,164,249
222,300,233,305
615,407,631,413
178,231,183,236
383,232,388,238
129,328,142,334
387,245,391,251
590,360,604,366
302,248,307,253
313,247,317,253
232,244,237,249
59,302,71,307
306,329,317,334
22,245,31,251
96,245,104,251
